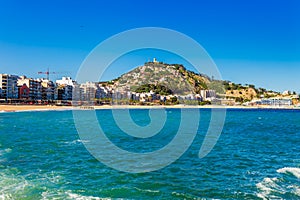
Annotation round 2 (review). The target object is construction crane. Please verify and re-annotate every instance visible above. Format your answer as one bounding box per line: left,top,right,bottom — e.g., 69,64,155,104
37,68,58,80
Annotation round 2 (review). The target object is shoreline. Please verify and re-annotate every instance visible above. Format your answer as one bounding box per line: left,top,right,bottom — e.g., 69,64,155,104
0,105,74,113
0,104,300,113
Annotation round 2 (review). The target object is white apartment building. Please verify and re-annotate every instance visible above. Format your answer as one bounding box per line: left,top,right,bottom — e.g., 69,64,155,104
80,82,100,101
55,77,76,100
200,90,216,101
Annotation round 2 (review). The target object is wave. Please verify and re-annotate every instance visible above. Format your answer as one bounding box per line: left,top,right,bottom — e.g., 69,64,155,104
256,167,300,199
171,191,198,199
0,148,12,162
0,169,30,199
134,187,160,194
43,190,109,200
277,167,300,179
42,190,111,200
65,191,108,200
62,139,90,145
256,177,283,199
0,169,107,200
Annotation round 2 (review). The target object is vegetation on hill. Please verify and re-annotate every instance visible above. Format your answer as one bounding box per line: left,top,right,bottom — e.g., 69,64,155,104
108,61,286,103
114,62,213,95
114,62,195,95
134,84,173,95
173,64,210,93
222,81,283,102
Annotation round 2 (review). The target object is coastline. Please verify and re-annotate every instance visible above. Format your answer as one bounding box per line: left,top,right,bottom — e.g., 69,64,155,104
94,104,300,110
1,104,300,113
0,105,74,113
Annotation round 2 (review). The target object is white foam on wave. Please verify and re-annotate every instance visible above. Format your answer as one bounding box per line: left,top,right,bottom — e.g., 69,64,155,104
277,167,300,179
256,167,300,199
0,166,109,199
256,177,283,199
41,171,64,184
65,191,109,200
0,169,68,199
0,193,13,200
0,148,12,162
40,190,109,200
4,148,12,154
63,139,90,145
134,187,160,194
0,148,11,154
0,170,31,199
171,191,195,199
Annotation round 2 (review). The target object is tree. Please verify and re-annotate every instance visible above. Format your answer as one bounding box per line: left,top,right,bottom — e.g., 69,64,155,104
170,96,178,104
134,84,173,95
248,84,255,89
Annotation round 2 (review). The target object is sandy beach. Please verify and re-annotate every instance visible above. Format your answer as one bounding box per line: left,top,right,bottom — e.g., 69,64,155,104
0,105,73,112
0,104,299,112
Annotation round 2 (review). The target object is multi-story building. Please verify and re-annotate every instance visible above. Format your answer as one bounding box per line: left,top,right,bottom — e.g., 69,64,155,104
55,77,76,100
18,83,30,99
56,84,74,100
98,85,113,99
40,79,56,101
56,77,74,86
80,82,100,102
17,76,42,100
0,74,19,100
200,90,216,101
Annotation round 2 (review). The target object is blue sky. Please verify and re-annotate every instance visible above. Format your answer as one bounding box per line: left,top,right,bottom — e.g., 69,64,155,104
0,0,299,92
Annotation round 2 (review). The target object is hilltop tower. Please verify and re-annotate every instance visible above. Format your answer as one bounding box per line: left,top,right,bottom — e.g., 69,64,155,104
153,58,158,63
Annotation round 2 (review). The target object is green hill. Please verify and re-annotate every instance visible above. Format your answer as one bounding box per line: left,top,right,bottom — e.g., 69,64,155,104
108,61,283,103
113,62,212,95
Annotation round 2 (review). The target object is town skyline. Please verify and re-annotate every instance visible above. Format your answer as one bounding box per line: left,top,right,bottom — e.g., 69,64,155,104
0,59,299,108
1,1,299,93
0,56,299,96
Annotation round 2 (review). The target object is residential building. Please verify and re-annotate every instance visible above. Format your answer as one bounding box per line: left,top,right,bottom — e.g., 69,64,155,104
0,74,19,100
200,90,216,101
248,97,293,107
18,84,30,99
80,82,100,102
56,77,75,86
17,76,42,100
39,79,56,101
55,77,76,100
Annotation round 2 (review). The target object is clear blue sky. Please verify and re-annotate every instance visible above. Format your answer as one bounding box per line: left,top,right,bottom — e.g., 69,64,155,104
0,0,299,92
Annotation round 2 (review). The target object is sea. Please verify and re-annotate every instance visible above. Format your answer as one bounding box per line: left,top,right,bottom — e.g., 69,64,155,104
0,108,299,199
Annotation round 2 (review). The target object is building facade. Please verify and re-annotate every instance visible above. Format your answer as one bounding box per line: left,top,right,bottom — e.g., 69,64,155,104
55,77,76,100
200,90,216,101
18,84,30,99
17,76,42,100
80,82,101,102
0,74,19,100
40,79,56,101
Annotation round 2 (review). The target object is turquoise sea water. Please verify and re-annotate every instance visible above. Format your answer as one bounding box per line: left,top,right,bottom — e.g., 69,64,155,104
0,109,299,199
